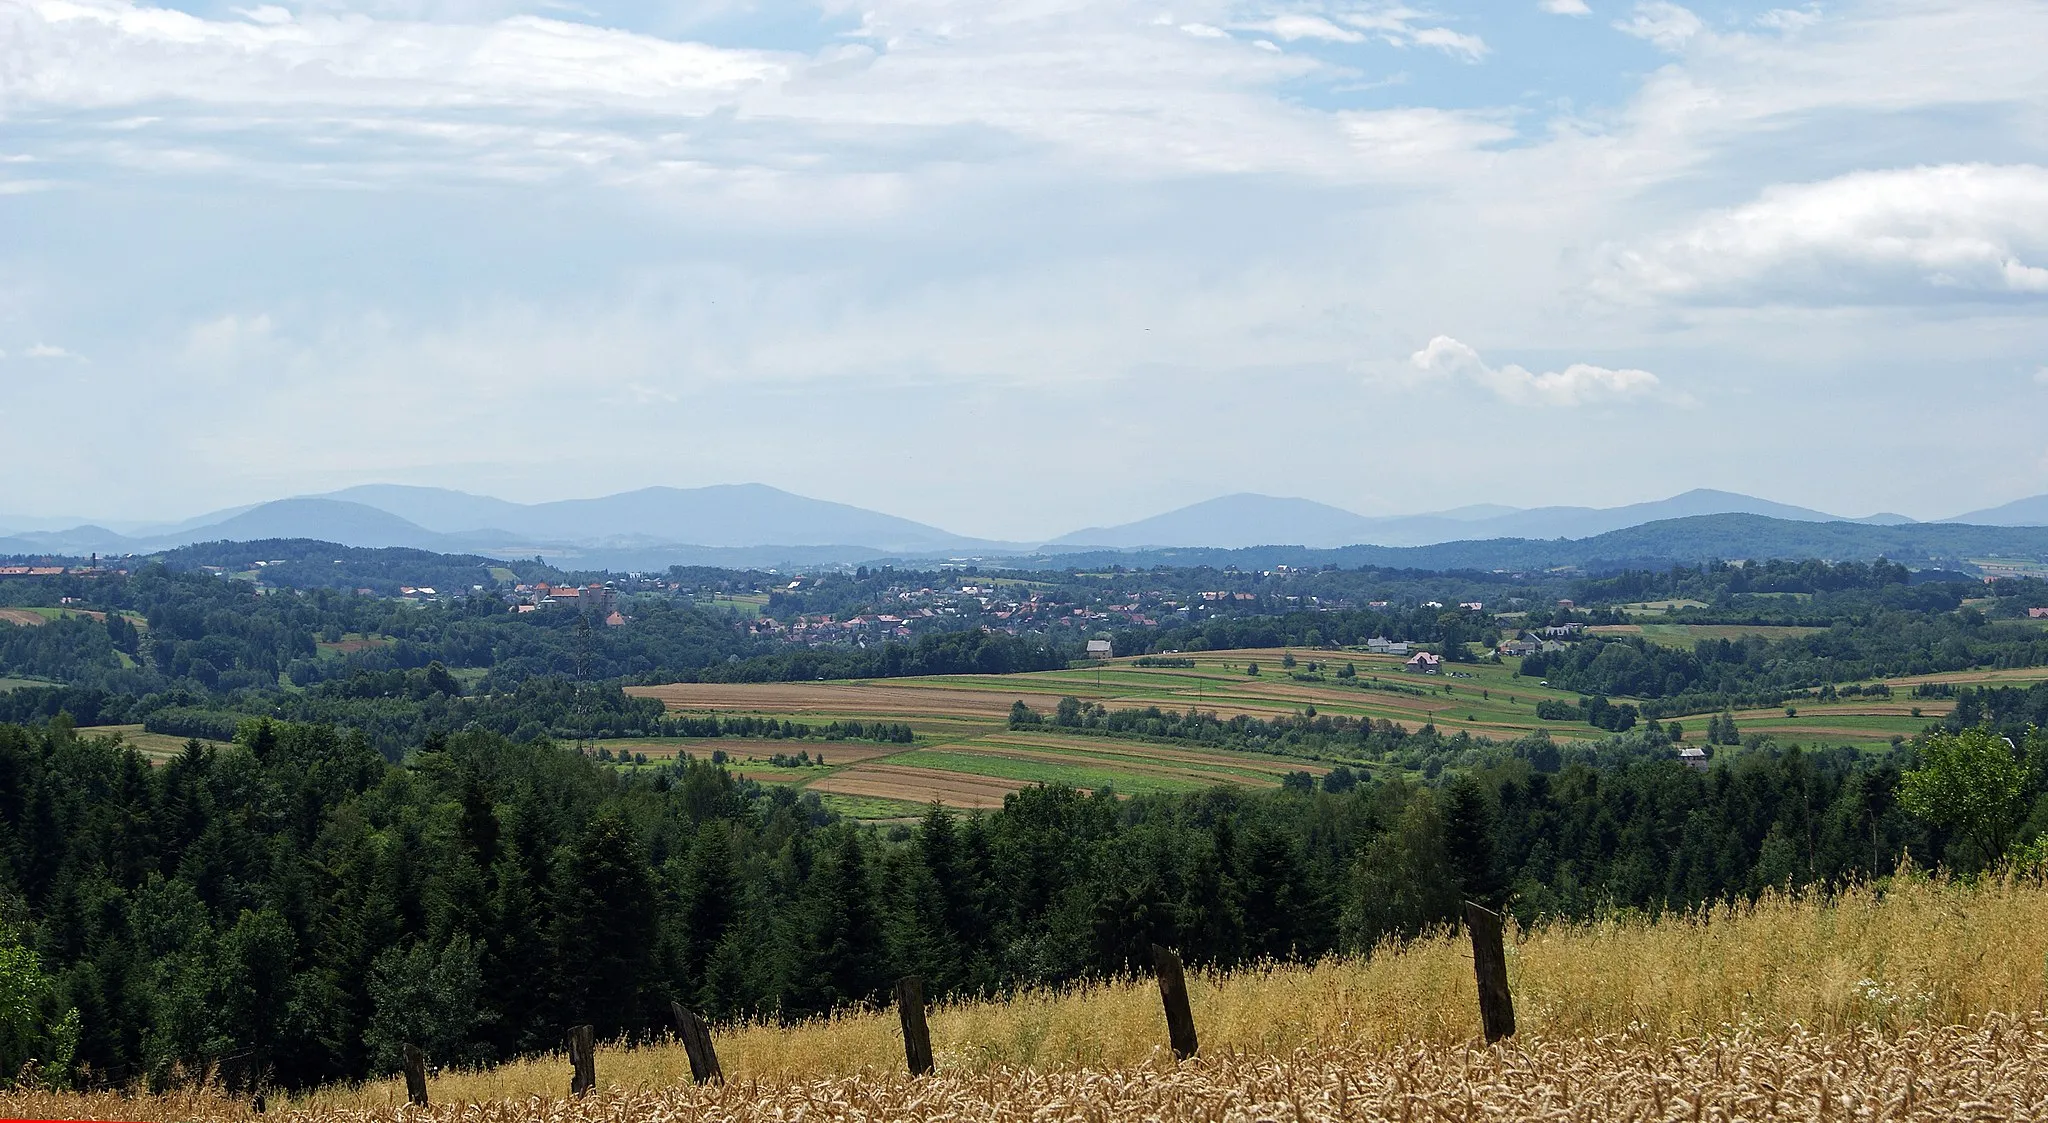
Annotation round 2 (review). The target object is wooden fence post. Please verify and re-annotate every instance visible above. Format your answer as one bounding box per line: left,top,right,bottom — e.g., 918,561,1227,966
567,1024,596,1097
401,1043,428,1107
1150,944,1199,1060
1463,901,1516,1044
671,1001,724,1085
895,976,935,1076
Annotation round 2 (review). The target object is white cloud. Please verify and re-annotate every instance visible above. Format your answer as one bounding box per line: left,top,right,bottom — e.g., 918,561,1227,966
1539,0,1592,15
1605,164,2048,304
185,313,274,365
1339,107,1514,167
1755,7,1822,31
1409,26,1487,62
25,343,83,360
1333,9,1489,60
1254,15,1363,43
1616,1,1703,51
1409,336,1664,406
4,1,788,112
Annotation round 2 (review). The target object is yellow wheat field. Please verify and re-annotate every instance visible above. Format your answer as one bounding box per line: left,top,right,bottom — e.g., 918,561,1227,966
9,1022,2048,1122
11,874,2048,1121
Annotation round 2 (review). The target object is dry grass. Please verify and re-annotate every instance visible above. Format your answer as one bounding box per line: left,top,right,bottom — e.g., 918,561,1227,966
20,1021,2048,1121
18,874,2048,1121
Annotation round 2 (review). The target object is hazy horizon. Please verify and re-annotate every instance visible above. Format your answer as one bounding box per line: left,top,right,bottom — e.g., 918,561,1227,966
6,0,2047,540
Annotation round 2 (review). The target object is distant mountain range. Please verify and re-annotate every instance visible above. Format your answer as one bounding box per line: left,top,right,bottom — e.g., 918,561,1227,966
2,484,2045,570
1048,488,1921,550
1027,514,2048,575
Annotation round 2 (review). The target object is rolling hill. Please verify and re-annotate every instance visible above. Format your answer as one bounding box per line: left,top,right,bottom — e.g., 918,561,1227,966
1945,494,2048,526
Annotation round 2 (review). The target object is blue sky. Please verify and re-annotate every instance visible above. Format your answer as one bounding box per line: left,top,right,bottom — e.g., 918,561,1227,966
3,0,2046,539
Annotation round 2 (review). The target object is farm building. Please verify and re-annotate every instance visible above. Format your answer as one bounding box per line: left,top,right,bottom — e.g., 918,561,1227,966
1497,638,1540,657
1085,639,1113,659
1678,746,1710,770
1405,651,1443,673
1365,637,1410,655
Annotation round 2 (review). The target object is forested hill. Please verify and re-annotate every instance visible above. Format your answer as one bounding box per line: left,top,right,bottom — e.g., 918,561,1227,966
0,715,2017,1092
1022,513,2048,573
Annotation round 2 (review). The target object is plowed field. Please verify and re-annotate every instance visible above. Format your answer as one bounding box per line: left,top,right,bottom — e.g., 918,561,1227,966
807,763,1026,808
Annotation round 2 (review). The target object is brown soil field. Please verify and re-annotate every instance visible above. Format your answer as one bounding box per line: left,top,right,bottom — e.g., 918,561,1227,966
807,763,1025,808
939,741,1287,787
1738,724,1914,739
629,681,1066,718
986,732,1327,778
1884,667,2048,687
0,608,45,627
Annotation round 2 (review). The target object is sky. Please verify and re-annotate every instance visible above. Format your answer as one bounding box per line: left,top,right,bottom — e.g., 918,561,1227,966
3,0,2047,540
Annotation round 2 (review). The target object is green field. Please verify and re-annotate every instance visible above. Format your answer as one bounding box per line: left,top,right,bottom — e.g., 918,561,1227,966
701,593,769,618
612,647,1996,816
1589,623,1827,648
77,725,233,761
0,676,60,692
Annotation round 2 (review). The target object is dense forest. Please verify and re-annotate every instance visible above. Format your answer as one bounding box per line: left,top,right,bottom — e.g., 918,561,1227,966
3,713,2033,1092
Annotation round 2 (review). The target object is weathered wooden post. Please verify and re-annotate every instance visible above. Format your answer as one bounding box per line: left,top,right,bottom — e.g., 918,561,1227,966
567,1024,596,1097
1463,901,1516,1043
895,976,935,1076
401,1043,429,1107
1150,943,1199,1060
671,1000,725,1085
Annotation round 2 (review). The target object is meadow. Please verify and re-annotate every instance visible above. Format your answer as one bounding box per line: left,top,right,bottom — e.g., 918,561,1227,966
89,723,234,761
624,647,1991,815
11,875,2048,1121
